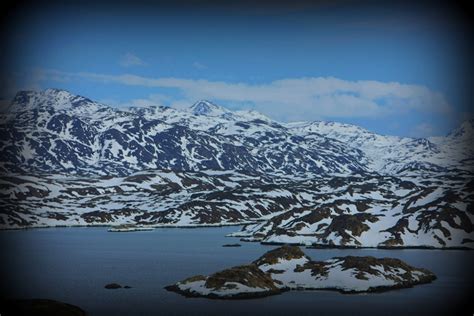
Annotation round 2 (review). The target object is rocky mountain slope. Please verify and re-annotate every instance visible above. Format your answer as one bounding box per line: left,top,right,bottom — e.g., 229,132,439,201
0,89,369,176
287,119,474,174
1,89,472,176
0,89,472,248
229,170,474,248
1,165,472,249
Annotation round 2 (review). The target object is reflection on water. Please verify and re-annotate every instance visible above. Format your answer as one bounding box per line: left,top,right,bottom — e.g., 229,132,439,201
1,227,473,315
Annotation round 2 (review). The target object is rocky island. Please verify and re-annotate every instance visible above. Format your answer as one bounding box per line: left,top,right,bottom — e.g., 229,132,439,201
165,245,436,299
107,224,154,232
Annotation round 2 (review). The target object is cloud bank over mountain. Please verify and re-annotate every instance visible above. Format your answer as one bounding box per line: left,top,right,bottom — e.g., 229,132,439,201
21,69,453,136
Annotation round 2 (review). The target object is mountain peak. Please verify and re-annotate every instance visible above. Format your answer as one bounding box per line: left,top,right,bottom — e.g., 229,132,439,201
190,100,226,116
44,87,72,95
9,88,103,113
447,119,474,139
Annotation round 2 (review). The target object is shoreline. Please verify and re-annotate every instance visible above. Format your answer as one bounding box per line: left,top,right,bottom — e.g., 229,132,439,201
258,241,473,251
0,224,472,250
0,222,252,231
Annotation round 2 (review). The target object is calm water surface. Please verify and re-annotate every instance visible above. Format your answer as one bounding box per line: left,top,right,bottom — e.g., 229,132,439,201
1,227,473,315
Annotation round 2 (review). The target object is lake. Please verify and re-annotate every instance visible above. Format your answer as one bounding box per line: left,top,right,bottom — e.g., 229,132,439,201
1,226,472,315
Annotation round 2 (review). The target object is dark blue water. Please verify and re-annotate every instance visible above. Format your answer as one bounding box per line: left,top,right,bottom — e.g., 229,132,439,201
1,227,473,315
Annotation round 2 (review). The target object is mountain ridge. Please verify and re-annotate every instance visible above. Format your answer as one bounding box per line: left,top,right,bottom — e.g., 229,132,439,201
1,88,472,177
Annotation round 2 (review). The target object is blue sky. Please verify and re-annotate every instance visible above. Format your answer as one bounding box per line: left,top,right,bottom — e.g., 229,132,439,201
2,1,472,137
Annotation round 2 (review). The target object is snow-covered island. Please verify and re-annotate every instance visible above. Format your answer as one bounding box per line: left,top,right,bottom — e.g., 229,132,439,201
165,245,436,299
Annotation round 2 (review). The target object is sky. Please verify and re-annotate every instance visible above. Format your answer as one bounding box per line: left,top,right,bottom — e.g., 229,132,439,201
1,0,472,137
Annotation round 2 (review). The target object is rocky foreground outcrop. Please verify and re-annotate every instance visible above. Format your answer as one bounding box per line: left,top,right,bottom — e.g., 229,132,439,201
0,299,85,316
165,245,436,299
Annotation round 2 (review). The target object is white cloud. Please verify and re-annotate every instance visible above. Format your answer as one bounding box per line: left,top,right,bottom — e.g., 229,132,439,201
36,69,453,123
119,53,147,67
412,123,434,138
127,94,172,108
99,93,171,108
0,69,45,101
192,62,207,70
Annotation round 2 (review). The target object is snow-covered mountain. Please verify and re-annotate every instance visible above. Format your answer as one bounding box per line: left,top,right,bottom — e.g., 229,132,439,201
0,89,472,176
0,89,472,249
286,120,474,174
189,100,229,116
0,89,370,176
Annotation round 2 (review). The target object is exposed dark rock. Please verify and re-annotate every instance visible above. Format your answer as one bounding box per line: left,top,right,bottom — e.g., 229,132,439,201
204,264,277,291
165,265,282,299
336,255,435,282
319,213,380,244
294,261,329,277
253,245,308,266
0,299,86,316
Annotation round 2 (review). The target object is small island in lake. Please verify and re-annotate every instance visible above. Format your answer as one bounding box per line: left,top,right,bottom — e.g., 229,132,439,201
107,224,154,232
165,245,436,299
104,283,132,289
